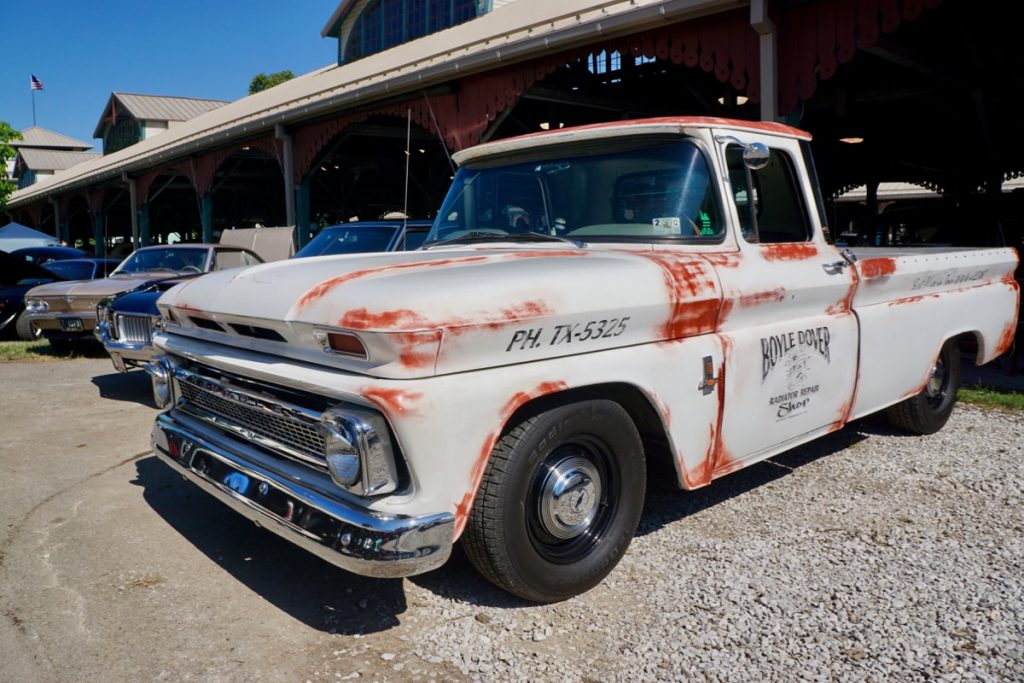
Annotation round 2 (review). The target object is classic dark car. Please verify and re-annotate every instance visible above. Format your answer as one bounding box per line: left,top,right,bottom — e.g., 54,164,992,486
1,251,120,340
25,243,263,351
97,221,431,373
11,245,89,265
0,252,65,340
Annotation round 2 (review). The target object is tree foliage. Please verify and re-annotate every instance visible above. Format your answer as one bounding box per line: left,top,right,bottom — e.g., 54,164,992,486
248,70,295,95
0,121,22,209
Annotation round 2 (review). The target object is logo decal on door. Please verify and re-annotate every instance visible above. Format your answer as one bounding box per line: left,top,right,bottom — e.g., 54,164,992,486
760,327,831,382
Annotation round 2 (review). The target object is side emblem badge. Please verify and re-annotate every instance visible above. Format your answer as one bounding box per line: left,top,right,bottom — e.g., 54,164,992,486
698,355,720,395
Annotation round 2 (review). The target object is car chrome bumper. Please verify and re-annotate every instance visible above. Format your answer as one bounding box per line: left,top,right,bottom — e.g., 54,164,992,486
151,411,453,578
96,321,155,372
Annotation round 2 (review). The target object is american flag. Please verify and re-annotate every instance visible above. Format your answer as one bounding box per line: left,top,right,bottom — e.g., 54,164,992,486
30,75,44,91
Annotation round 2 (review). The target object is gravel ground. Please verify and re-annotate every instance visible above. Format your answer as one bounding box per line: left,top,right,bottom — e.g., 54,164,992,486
2,359,1022,682
300,406,1024,683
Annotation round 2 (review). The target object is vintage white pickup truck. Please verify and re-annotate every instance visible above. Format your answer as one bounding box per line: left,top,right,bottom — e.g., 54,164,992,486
148,117,1019,602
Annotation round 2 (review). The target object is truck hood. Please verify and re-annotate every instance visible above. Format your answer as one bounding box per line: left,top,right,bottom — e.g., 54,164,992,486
158,246,723,378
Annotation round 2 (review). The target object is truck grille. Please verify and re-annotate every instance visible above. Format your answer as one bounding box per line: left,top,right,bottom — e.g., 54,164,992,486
114,313,152,344
174,369,327,468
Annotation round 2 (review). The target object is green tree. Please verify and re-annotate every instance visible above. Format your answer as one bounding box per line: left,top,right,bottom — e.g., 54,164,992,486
0,121,22,209
248,70,295,95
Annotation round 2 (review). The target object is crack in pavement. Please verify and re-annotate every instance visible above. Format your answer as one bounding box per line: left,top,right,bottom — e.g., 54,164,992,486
0,449,152,680
0,449,151,572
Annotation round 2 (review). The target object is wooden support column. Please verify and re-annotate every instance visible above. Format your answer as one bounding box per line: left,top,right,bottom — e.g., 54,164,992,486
124,173,139,249
139,203,151,246
295,178,311,249
93,212,106,257
276,124,296,229
48,198,62,244
200,194,214,243
751,0,778,122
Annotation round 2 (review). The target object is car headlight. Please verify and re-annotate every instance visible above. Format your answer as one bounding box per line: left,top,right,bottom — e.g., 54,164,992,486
38,300,48,312
146,358,173,409
320,407,399,496
96,298,112,323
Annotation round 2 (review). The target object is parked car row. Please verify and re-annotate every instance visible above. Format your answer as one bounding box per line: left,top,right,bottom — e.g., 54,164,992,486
0,246,121,341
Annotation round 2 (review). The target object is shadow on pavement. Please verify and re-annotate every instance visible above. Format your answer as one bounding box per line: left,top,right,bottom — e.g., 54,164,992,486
91,370,154,406
131,456,408,634
130,417,921,615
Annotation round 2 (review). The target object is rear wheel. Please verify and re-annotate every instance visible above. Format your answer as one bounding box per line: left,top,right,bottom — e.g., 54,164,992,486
463,399,645,602
15,313,42,341
885,338,960,434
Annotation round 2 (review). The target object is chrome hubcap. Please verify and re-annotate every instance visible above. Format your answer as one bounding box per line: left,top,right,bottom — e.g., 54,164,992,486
926,358,946,399
537,456,602,540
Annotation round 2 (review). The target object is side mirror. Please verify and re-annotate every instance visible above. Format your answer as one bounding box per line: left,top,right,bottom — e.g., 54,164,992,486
742,142,771,171
716,135,772,171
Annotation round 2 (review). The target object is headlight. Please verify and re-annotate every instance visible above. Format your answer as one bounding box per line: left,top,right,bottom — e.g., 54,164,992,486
146,358,173,409
96,298,112,324
25,300,36,312
38,300,48,312
320,407,399,496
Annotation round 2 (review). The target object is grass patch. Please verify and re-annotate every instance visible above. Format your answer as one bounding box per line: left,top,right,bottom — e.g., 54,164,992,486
958,385,1024,411
0,340,105,362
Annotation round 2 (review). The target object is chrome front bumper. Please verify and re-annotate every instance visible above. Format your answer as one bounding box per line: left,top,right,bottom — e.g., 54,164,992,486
95,321,156,372
151,411,453,578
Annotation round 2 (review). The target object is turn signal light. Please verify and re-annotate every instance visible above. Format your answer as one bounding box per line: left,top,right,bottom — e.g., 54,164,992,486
326,332,367,358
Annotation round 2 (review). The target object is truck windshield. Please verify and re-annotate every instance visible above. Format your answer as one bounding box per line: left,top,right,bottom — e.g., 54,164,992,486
428,139,723,244
295,224,399,258
113,247,208,274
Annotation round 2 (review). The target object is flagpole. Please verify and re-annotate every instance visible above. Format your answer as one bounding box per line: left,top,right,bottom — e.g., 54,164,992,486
32,88,36,126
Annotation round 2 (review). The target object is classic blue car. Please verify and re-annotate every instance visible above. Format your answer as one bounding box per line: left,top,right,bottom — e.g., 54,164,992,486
97,220,431,373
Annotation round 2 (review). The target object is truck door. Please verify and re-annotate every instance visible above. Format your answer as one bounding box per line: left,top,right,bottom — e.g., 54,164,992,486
710,131,859,474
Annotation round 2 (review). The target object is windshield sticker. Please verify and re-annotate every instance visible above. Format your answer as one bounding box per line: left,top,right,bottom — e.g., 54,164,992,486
505,317,631,352
652,217,681,235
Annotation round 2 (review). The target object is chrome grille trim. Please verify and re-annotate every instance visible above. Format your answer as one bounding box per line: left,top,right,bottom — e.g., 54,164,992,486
114,313,153,344
172,366,328,469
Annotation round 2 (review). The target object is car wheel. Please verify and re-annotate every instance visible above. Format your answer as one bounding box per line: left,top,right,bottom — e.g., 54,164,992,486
885,338,960,434
15,313,42,341
463,399,646,602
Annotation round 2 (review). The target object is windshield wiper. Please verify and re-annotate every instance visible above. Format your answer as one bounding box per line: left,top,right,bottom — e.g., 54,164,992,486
425,231,585,248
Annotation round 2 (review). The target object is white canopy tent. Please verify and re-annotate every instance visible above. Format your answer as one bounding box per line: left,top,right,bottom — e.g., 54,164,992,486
0,222,60,252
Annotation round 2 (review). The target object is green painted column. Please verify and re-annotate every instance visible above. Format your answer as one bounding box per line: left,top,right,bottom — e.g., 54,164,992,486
139,203,151,246
92,213,106,257
200,194,214,243
295,179,311,249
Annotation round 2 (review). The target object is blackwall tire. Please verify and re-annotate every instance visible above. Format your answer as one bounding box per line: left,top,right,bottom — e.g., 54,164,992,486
15,313,41,341
462,399,646,603
884,339,960,435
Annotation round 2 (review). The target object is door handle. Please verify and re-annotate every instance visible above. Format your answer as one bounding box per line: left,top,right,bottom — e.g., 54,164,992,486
822,248,858,275
822,261,848,275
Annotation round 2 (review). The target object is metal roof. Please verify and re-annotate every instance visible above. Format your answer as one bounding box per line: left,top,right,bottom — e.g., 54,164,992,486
8,0,740,210
93,93,231,137
16,148,100,172
12,126,93,151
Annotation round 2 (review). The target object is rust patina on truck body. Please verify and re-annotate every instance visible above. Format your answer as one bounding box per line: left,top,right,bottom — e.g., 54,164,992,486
147,118,1019,601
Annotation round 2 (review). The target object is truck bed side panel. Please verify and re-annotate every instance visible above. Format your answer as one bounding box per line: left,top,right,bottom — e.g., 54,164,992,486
850,247,1019,419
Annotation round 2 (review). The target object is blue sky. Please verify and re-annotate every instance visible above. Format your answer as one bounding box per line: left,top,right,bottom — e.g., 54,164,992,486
2,1,340,146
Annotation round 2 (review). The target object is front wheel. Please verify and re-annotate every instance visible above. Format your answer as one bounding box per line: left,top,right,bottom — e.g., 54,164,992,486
15,313,41,341
884,338,960,434
462,399,646,602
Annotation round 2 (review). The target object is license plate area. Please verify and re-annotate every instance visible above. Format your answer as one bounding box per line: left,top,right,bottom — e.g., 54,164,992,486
60,318,84,332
